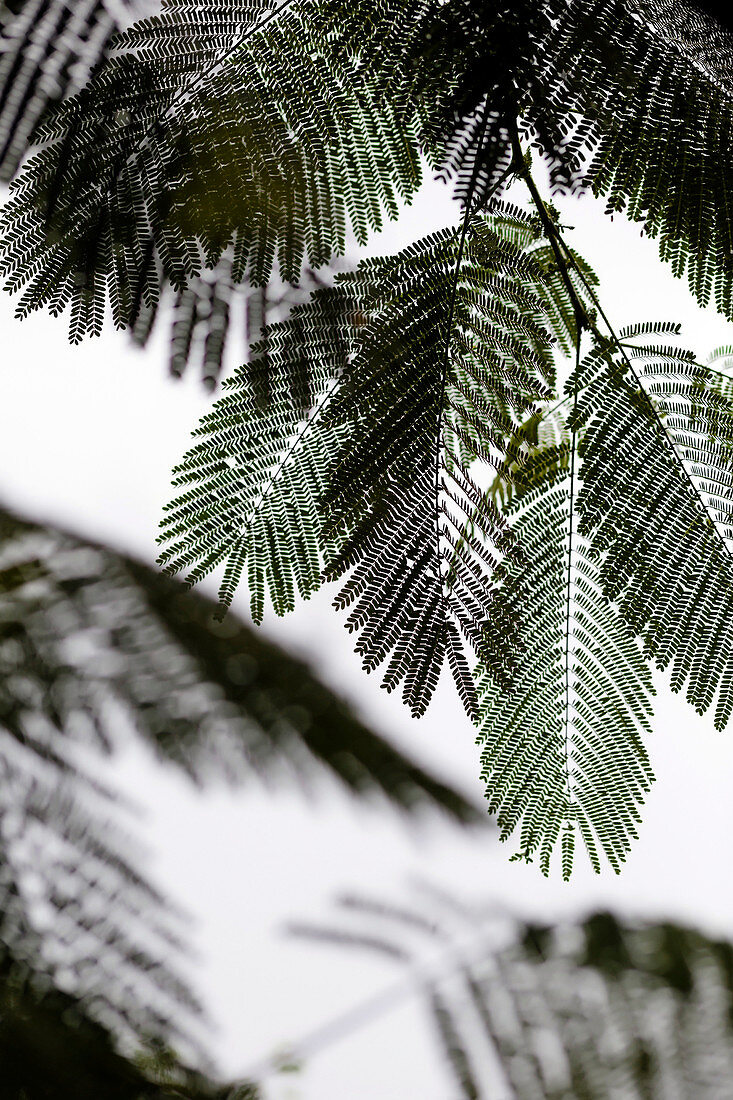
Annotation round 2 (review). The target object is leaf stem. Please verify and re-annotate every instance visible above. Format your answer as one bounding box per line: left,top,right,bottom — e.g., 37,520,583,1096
509,119,584,818
510,118,733,568
432,100,491,657
508,120,589,340
563,331,580,812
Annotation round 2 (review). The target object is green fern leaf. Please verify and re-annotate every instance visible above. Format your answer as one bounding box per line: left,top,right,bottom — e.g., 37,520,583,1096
476,426,655,878
575,332,733,728
319,216,555,716
160,203,568,718
0,0,423,370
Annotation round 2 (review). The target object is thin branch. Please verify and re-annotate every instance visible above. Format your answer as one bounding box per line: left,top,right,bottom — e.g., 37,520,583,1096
510,119,733,567
508,119,589,338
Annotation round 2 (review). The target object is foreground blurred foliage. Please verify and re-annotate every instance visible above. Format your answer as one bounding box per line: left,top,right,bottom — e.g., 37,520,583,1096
0,504,481,816
0,0,149,182
0,501,480,1092
294,887,733,1098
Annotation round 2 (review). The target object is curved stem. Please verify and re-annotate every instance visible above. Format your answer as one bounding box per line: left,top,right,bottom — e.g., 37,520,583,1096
510,119,733,566
508,119,589,340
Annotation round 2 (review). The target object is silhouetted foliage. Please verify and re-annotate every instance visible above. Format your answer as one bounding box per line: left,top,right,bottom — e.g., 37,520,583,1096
4,0,733,877
0,503,481,820
0,948,257,1100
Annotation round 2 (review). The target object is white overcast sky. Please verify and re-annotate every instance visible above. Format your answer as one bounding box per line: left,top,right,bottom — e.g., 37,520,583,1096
3,168,733,1099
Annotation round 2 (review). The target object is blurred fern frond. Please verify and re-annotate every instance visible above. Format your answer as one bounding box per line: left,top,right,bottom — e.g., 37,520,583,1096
706,343,733,376
293,885,733,1099
0,502,482,821
128,258,336,387
0,0,151,182
0,698,201,1058
0,950,257,1099
159,203,582,717
0,499,483,1087
0,515,209,1060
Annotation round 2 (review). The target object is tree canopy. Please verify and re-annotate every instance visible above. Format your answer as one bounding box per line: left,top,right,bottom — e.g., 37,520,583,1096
6,0,733,1091
3,0,733,878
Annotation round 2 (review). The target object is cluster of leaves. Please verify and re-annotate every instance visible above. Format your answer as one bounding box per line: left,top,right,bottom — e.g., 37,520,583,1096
160,205,577,716
159,165,733,878
293,885,733,1099
8,0,733,345
4,0,733,880
0,0,427,379
376,0,733,316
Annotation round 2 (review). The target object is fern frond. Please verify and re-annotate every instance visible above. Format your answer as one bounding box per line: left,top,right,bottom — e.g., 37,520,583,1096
318,216,558,716
161,203,565,718
380,0,733,322
476,434,655,878
159,278,354,608
619,320,683,340
575,332,733,728
0,0,423,363
538,0,733,317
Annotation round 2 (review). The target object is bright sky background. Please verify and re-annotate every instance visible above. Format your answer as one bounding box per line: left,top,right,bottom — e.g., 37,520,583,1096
3,167,733,1099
